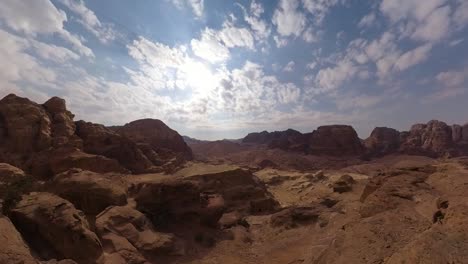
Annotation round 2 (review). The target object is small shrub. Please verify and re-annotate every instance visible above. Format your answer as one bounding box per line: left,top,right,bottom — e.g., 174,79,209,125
1,175,36,215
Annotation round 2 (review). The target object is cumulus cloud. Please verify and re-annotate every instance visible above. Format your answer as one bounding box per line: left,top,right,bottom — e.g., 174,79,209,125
394,44,432,71
302,27,320,43
315,59,358,92
237,1,271,42
358,12,376,28
273,35,288,48
170,0,204,18
0,0,93,57
380,0,452,43
283,61,295,72
272,0,306,37
60,0,117,43
302,0,346,24
191,28,231,63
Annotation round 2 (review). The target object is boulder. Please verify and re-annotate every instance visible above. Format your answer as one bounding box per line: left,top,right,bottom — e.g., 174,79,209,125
332,175,355,193
270,206,320,229
306,125,364,156
10,192,103,263
0,215,37,264
75,121,154,173
116,119,193,161
187,168,280,215
50,169,127,215
364,127,400,155
0,162,25,184
96,206,178,263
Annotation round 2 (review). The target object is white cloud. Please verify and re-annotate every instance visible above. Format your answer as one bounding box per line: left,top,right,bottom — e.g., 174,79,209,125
250,0,264,17
411,6,451,42
436,68,468,87
170,0,204,18
335,94,383,110
273,35,288,48
302,0,345,24
217,22,254,50
454,0,468,29
60,0,117,43
394,43,432,71
283,61,295,72
358,12,376,28
272,0,306,37
307,62,317,70
302,27,320,43
449,39,464,47
191,28,230,63
315,59,358,92
380,0,452,43
0,0,93,57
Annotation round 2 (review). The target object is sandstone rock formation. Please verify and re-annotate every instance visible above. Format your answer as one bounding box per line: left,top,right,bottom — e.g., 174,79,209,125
116,119,193,161
400,120,454,155
50,169,128,215
0,162,25,185
0,94,193,178
364,127,400,156
96,206,178,263
243,129,306,152
10,192,103,263
306,125,364,156
0,215,37,264
75,121,154,173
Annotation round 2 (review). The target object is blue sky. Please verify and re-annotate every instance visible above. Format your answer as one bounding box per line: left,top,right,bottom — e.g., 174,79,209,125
0,0,467,140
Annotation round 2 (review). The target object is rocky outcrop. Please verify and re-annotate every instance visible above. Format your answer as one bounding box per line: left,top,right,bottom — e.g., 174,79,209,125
50,169,127,215
48,147,129,175
400,120,454,155
96,206,178,263
0,163,25,184
116,119,193,161
306,125,364,156
10,192,103,263
364,127,400,156
0,94,52,155
43,97,82,148
75,121,154,173
243,129,306,152
270,206,321,229
0,215,37,264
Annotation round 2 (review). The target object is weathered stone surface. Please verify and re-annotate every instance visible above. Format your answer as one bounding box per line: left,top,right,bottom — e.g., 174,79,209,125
49,147,129,175
135,179,202,228
400,120,453,155
96,206,178,263
332,174,355,193
50,169,127,215
306,125,364,156
0,215,37,264
187,168,280,215
270,206,320,229
0,94,52,153
116,119,193,161
0,163,25,183
452,124,463,142
243,129,307,152
10,192,103,263
75,121,154,173
364,127,400,156
43,97,81,148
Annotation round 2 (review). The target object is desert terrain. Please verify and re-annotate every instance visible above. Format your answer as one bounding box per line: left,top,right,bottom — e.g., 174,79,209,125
1,94,468,264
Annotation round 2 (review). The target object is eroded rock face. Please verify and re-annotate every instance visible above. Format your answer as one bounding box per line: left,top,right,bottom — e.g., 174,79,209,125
0,94,52,154
243,129,307,152
135,179,202,228
270,206,320,229
75,121,154,173
364,127,400,156
0,163,25,183
452,125,463,142
43,97,81,148
400,120,453,155
48,147,129,175
0,215,37,264
116,119,193,161
96,206,178,263
307,125,364,156
50,169,127,215
10,192,103,263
